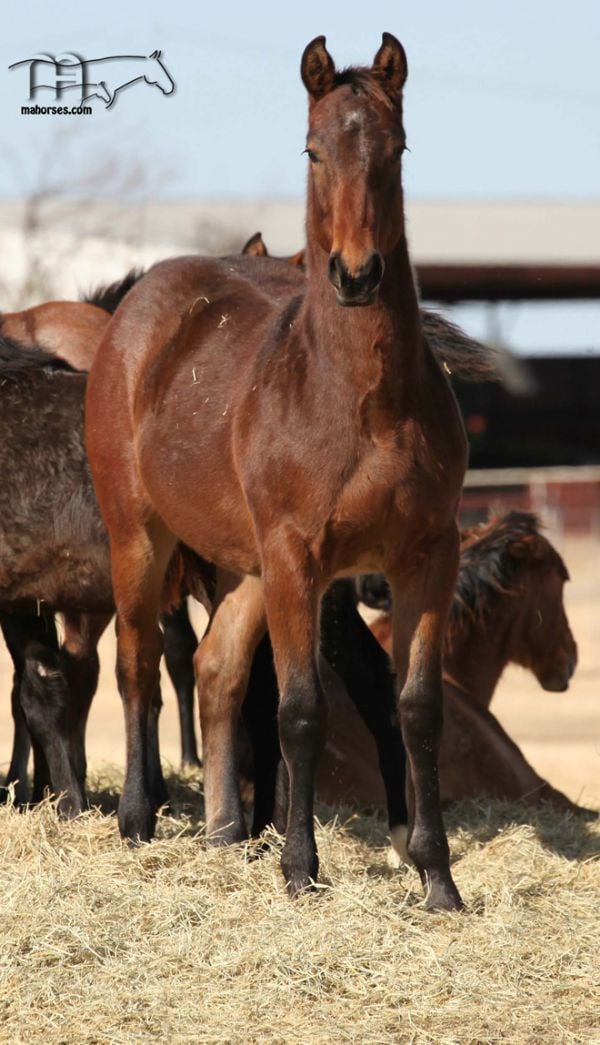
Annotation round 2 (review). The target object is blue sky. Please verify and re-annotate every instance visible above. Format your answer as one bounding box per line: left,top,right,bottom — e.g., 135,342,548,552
2,1,599,352
2,0,599,200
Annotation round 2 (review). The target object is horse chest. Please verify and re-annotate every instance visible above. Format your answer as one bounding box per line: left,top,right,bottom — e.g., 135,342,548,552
317,419,462,575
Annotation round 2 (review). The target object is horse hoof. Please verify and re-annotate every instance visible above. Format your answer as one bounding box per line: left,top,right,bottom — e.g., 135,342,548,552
284,870,318,898
424,876,464,913
281,846,319,898
205,822,247,848
57,797,86,820
118,803,156,844
181,757,203,773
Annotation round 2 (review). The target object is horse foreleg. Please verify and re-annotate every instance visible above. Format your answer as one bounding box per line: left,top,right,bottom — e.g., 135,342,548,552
5,679,31,805
194,573,266,846
112,522,175,842
262,528,327,897
2,614,60,807
1,616,32,804
389,525,464,912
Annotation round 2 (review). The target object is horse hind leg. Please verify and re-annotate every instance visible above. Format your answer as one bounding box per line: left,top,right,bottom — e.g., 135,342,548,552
194,572,266,846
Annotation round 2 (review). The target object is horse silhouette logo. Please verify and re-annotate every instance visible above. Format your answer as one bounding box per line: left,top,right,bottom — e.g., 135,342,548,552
9,50,175,109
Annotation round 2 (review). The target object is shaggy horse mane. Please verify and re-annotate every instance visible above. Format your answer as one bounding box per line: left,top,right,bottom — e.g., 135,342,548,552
451,510,568,634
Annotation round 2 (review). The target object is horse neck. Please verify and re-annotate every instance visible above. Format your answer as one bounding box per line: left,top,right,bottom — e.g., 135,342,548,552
302,207,423,393
443,594,523,708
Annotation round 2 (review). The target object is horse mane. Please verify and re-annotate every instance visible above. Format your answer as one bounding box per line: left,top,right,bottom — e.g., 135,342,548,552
0,333,76,378
81,268,145,314
450,511,568,637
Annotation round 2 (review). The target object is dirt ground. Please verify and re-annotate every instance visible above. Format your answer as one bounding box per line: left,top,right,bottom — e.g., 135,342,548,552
1,535,598,809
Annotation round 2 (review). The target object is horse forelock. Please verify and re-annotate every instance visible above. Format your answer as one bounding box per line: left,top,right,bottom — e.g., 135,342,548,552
331,67,401,116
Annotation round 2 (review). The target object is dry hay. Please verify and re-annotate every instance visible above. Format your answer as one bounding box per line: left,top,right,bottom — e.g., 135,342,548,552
0,768,598,1045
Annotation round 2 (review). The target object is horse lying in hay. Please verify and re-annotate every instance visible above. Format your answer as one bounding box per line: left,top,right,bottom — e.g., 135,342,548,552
316,512,584,818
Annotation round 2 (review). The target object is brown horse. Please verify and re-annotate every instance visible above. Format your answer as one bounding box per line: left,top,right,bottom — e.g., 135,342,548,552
324,513,582,815
1,256,492,791
86,34,472,909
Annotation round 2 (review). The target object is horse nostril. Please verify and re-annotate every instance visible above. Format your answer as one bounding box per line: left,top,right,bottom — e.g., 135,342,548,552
328,252,343,290
363,251,384,289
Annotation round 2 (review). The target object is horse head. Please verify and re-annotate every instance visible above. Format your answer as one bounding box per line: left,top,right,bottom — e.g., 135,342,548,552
507,532,578,693
301,33,408,306
145,50,175,96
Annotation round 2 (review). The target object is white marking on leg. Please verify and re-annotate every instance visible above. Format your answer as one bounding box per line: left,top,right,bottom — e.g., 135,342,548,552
388,824,411,868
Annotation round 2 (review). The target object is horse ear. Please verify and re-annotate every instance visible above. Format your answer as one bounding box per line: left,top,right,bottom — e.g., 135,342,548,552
372,32,408,96
242,232,268,257
301,36,336,102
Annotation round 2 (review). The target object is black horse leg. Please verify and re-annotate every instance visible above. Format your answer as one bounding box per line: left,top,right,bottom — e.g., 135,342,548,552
241,582,408,849
320,581,409,857
161,602,202,768
1,613,55,805
147,684,170,811
5,665,31,804
240,634,284,836
31,738,51,803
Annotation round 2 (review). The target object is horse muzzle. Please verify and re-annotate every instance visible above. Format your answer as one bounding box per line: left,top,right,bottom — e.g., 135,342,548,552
328,251,384,307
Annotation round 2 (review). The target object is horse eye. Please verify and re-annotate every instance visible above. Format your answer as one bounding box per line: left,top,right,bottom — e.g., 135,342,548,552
391,144,405,162
304,148,321,164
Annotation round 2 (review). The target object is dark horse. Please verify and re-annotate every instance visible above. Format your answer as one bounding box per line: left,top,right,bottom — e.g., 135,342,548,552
87,35,470,909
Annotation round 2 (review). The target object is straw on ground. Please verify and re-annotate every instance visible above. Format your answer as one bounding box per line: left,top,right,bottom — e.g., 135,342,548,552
1,767,598,1044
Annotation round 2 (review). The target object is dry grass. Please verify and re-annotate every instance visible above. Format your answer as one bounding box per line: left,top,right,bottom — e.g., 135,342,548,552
1,768,598,1044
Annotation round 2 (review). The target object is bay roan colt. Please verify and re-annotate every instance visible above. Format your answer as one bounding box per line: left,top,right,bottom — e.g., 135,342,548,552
86,34,468,909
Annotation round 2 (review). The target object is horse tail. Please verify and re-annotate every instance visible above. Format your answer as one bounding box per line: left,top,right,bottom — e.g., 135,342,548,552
422,309,536,392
